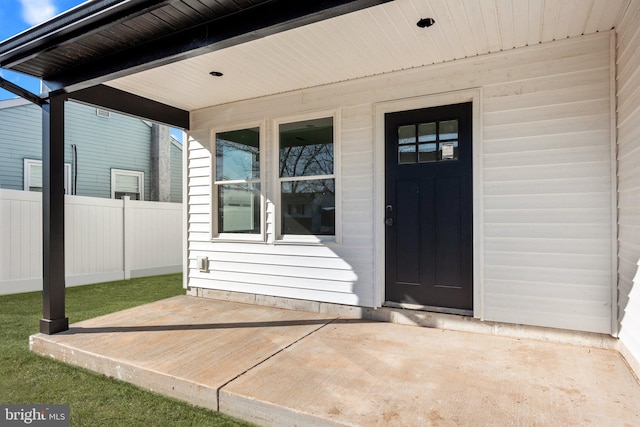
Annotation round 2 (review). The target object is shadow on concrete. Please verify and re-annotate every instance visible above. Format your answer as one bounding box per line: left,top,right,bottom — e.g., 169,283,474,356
64,317,373,334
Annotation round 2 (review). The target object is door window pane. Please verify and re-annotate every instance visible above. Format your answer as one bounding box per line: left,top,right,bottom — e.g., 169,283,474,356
418,122,436,142
398,145,417,164
397,119,460,164
398,125,416,145
418,143,437,162
279,118,333,178
440,120,458,140
281,179,335,235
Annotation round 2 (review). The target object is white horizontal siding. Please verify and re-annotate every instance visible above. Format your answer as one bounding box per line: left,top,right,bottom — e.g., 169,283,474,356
616,0,640,372
482,34,612,333
188,33,614,333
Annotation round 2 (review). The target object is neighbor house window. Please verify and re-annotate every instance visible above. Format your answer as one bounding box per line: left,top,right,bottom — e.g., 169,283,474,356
111,169,144,200
278,116,335,237
24,159,71,194
214,126,262,236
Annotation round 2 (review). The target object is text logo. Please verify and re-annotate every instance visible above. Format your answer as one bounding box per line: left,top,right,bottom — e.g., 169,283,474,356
1,405,69,426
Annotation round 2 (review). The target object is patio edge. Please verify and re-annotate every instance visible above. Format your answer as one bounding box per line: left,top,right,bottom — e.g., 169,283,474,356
191,287,618,350
29,333,219,411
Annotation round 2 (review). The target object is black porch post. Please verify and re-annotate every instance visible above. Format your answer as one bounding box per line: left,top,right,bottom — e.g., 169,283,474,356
40,91,69,334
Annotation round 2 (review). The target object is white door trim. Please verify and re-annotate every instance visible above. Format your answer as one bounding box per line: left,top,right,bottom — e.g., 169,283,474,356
373,88,484,318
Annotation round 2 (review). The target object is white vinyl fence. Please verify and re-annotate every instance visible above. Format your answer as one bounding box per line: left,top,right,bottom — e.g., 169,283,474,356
0,189,182,295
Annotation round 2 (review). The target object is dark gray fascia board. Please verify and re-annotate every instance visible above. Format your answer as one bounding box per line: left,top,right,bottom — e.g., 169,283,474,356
0,0,169,69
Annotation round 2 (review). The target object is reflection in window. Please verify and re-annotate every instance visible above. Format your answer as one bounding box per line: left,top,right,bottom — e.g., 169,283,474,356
217,183,260,234
279,117,333,178
398,120,459,164
281,179,335,235
279,117,335,237
214,127,261,235
216,128,259,181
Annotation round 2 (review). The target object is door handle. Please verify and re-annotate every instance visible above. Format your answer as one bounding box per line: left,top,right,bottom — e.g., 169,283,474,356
385,217,394,227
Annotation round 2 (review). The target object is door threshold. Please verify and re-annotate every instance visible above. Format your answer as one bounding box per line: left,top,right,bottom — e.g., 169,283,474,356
384,301,473,317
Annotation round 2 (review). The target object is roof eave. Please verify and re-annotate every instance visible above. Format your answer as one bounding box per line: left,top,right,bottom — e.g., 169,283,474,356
0,0,167,72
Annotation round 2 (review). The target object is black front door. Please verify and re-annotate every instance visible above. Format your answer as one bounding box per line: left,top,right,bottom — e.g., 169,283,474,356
385,102,473,311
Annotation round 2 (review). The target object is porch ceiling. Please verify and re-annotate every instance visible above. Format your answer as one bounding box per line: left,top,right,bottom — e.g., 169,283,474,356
105,0,631,112
0,0,632,113
0,0,392,94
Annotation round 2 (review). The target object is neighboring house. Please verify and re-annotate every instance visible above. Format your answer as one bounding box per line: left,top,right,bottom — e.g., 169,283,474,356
0,98,182,202
1,0,639,379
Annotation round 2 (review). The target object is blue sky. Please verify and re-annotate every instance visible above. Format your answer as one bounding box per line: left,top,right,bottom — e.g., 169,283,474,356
0,0,185,140
0,0,86,100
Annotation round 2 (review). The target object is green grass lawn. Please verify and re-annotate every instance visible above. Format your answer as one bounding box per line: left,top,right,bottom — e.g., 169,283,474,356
0,274,253,427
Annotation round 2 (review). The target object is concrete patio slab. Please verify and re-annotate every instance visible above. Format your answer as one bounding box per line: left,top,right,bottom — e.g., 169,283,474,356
30,295,640,426
221,318,640,426
30,296,338,411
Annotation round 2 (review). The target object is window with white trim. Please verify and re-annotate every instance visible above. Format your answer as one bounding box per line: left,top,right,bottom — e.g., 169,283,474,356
213,126,262,237
278,116,335,238
111,169,144,200
24,159,71,194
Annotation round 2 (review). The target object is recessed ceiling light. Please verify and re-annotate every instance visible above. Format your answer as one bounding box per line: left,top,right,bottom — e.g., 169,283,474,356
209,71,223,77
417,18,435,28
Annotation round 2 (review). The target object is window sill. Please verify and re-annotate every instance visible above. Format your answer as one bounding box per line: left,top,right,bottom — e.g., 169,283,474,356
275,235,337,246
211,233,266,244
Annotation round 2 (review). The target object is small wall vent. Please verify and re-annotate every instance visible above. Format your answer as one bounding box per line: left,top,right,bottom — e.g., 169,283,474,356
96,108,111,118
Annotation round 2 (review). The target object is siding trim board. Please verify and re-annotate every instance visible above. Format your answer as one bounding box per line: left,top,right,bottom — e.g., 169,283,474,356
188,32,615,335
615,0,640,379
610,32,620,337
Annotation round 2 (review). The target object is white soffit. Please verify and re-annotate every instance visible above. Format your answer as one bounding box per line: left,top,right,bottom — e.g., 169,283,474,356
106,0,630,112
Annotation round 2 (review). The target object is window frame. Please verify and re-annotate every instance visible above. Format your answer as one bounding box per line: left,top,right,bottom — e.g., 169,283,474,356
24,158,72,194
211,121,266,242
274,110,341,245
111,168,145,201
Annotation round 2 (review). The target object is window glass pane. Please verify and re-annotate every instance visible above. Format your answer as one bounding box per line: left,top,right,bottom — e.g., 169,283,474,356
29,163,43,188
398,125,416,145
279,118,333,178
218,183,260,234
418,143,437,162
440,120,458,140
281,179,334,235
418,123,436,142
115,174,140,192
398,145,416,164
216,128,260,181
